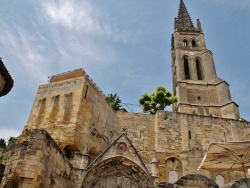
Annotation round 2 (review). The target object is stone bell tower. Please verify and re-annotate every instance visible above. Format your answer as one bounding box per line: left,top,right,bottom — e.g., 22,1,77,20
171,0,240,119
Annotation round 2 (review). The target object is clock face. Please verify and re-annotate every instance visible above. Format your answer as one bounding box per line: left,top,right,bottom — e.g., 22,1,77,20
189,52,195,56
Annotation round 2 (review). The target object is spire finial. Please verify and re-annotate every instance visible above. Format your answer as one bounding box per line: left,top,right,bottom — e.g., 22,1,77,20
175,0,196,31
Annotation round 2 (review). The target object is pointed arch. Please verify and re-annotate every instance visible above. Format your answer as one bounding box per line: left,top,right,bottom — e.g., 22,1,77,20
166,157,182,183
183,57,190,79
196,58,204,80
183,39,188,47
82,156,154,188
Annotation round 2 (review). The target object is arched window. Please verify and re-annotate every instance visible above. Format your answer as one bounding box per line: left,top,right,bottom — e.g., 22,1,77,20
183,40,188,47
196,59,203,80
192,40,196,47
216,175,224,187
184,58,190,79
169,171,178,183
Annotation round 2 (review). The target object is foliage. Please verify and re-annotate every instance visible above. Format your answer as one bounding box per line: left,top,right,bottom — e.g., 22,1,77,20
139,86,177,114
105,93,122,112
7,136,18,148
0,138,6,149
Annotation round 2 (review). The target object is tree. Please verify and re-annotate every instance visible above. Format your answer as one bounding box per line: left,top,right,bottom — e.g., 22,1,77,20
0,138,6,150
139,86,177,114
105,93,122,112
7,136,18,148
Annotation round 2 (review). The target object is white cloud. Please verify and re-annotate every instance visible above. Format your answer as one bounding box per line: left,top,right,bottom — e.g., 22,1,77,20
42,0,102,34
1,25,50,85
41,0,133,43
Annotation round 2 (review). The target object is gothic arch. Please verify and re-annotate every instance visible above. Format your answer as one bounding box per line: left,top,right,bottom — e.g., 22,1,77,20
182,56,190,80
166,157,183,183
192,39,196,47
183,39,188,47
195,58,204,80
81,156,154,188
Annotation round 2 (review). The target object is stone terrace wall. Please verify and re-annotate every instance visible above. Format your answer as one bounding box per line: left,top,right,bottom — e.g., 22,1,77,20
116,112,155,166
1,129,76,188
75,76,119,158
155,111,250,184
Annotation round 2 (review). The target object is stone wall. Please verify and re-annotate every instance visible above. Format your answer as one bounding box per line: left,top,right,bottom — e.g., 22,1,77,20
20,72,119,158
116,111,155,166
155,110,249,183
1,129,75,188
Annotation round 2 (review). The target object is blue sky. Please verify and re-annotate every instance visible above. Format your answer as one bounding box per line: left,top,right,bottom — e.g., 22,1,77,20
0,0,250,139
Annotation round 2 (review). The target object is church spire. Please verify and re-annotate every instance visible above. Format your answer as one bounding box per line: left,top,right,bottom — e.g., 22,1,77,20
175,0,196,31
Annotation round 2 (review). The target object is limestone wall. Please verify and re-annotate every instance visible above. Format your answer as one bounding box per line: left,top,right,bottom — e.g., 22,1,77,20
1,129,75,188
75,76,119,158
155,111,249,184
116,112,155,164
21,72,118,158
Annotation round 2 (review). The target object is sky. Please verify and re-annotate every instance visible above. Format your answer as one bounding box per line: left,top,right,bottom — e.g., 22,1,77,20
0,0,250,139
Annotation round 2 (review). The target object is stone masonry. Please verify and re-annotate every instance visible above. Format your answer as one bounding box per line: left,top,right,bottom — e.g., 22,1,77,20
1,1,249,188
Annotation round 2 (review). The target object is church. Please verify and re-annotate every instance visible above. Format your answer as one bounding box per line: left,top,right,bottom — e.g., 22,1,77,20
0,1,249,187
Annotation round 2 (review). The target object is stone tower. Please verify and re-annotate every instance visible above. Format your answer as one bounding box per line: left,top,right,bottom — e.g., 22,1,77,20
171,0,240,119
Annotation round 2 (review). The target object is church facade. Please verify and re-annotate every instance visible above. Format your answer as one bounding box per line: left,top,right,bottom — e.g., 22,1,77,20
0,1,249,188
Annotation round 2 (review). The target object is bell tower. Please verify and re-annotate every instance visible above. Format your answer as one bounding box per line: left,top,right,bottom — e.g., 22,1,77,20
171,0,240,119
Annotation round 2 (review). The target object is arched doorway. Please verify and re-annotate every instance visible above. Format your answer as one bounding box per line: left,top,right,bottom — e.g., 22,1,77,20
81,156,154,188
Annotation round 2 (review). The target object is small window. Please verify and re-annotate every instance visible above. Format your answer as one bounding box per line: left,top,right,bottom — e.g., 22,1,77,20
184,58,190,79
169,171,178,183
198,96,201,101
183,40,188,47
216,175,224,187
189,131,192,139
192,40,196,47
84,85,89,99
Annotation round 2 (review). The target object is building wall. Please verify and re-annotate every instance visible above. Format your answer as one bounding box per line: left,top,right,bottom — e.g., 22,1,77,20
155,110,248,183
13,69,249,187
20,72,119,159
0,130,76,188
116,112,155,166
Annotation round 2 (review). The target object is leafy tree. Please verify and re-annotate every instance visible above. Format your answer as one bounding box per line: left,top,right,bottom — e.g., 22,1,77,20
105,93,122,112
7,136,18,148
139,86,177,114
0,138,6,149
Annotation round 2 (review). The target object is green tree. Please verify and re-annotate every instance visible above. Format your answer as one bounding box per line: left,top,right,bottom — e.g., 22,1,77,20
105,93,122,112
139,86,177,114
0,138,6,149
7,136,18,148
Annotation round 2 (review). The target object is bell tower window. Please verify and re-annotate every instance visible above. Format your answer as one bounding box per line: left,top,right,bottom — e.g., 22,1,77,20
192,40,196,47
184,58,190,79
196,59,203,80
183,40,188,47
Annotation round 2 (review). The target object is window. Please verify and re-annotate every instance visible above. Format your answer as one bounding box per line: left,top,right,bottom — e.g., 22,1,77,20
192,40,196,47
189,131,192,139
216,175,224,187
183,40,188,47
184,58,190,79
84,85,89,99
169,171,178,183
196,59,203,80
